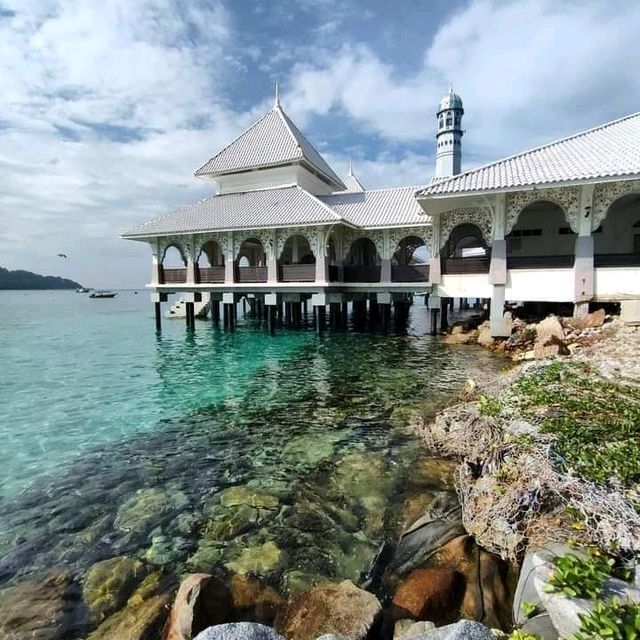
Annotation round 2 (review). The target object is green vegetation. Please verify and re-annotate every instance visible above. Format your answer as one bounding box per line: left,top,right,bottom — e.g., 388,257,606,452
506,630,540,640
478,394,503,417
0,266,82,290
520,601,538,619
510,361,640,487
574,598,640,639
545,550,613,599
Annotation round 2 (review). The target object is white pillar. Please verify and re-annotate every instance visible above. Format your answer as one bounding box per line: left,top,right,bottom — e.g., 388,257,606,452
429,214,442,283
224,232,235,284
489,194,509,337
381,229,391,282
186,236,197,284
574,184,595,318
151,241,162,285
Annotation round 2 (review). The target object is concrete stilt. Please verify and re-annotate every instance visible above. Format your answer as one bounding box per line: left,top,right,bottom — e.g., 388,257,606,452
430,308,439,335
154,302,162,331
440,298,449,331
381,303,390,332
267,305,276,334
315,306,326,334
242,298,246,315
212,300,220,324
341,301,348,327
185,302,195,330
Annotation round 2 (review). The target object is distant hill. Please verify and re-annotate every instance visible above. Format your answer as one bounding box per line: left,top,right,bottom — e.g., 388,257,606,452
0,267,82,290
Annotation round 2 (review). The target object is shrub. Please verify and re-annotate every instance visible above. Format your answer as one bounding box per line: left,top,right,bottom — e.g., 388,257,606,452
574,598,640,639
478,394,502,417
507,630,541,640
545,550,613,599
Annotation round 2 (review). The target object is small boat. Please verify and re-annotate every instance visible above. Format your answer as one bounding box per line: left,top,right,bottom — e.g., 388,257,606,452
89,290,117,299
75,287,91,293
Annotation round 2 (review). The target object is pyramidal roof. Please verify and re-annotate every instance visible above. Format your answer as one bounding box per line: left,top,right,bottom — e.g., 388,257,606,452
418,111,640,197
195,101,346,190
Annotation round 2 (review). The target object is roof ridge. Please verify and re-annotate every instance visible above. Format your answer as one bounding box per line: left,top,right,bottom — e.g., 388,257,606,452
325,185,424,196
194,108,278,176
420,111,640,193
294,185,344,220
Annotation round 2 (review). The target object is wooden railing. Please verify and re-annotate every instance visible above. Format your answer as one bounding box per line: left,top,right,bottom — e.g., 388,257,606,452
442,257,490,274
279,264,316,282
235,266,268,283
594,253,640,267
162,268,187,284
198,266,225,283
508,255,574,269
391,264,430,282
343,265,381,282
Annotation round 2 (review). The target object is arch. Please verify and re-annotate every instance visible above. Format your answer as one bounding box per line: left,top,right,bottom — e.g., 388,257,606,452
592,180,640,231
441,223,490,274
197,240,224,266
278,234,316,264
346,237,381,266
161,244,187,267
594,192,640,266
506,200,575,268
392,235,430,265
506,187,579,234
235,237,266,267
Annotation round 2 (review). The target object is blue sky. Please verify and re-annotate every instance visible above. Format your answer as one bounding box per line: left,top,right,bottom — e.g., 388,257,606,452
2,0,640,288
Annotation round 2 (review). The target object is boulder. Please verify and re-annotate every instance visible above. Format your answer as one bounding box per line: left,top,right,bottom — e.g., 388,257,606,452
418,620,494,639
394,620,436,639
217,487,279,510
535,316,564,345
88,573,173,640
115,488,185,534
83,556,146,621
520,613,559,640
163,573,233,640
408,458,457,490
194,623,286,640
584,308,606,328
0,571,85,640
477,328,494,347
230,574,284,626
444,332,473,345
533,335,569,359
277,580,381,640
389,566,463,625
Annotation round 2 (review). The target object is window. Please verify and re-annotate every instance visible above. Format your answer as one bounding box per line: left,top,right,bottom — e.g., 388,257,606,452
511,228,542,238
439,116,444,128
558,227,572,235
454,115,461,126
446,115,452,126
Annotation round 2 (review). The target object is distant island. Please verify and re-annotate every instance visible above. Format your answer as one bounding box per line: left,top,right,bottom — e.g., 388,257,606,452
0,267,82,290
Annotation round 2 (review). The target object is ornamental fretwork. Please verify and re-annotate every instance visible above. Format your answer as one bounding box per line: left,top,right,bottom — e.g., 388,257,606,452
388,226,434,257
157,236,189,264
439,208,493,249
342,228,385,259
505,187,580,234
592,180,640,231
233,230,275,260
275,227,321,258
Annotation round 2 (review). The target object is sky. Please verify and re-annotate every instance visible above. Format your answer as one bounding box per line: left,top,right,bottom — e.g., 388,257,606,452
2,0,640,288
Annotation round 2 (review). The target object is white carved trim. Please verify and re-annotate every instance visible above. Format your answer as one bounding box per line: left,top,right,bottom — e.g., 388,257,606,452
505,187,580,234
158,236,188,265
388,226,434,257
592,180,640,231
440,208,493,249
342,228,385,258
275,227,321,258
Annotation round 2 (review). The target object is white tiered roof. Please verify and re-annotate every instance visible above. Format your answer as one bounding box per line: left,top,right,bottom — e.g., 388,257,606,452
195,101,345,190
419,112,640,197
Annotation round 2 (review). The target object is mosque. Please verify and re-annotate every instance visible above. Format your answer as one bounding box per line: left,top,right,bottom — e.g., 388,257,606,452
123,87,640,334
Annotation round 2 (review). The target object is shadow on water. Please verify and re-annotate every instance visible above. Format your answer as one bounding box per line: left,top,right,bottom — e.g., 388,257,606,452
0,302,503,631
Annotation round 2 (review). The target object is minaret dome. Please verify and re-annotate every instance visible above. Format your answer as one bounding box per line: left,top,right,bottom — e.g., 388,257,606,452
435,86,464,178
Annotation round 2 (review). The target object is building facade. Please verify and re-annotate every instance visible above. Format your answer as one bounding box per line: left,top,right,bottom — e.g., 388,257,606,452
123,89,640,335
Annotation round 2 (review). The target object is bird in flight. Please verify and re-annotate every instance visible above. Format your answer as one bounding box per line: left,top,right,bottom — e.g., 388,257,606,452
57,253,68,259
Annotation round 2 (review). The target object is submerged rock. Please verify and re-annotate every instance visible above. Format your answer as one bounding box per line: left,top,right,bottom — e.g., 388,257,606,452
218,487,279,510
0,571,85,640
277,580,381,640
163,573,233,640
145,533,189,566
230,574,284,625
225,541,285,576
187,541,225,573
83,556,146,621
194,622,286,640
114,488,184,534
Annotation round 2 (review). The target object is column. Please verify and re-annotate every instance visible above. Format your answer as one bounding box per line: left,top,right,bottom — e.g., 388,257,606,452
574,184,595,318
224,232,235,284
489,194,509,337
429,213,442,284
381,229,392,282
151,242,162,285
186,235,197,285
428,293,440,336
315,228,330,283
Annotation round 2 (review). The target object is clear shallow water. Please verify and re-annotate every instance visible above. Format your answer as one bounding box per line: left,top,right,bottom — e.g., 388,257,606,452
0,291,503,614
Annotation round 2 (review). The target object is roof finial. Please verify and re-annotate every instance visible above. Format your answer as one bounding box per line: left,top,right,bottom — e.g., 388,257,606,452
274,80,280,108
348,156,353,176
449,82,453,94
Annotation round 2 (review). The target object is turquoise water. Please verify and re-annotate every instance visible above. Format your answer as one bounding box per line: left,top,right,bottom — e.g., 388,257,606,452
0,290,502,630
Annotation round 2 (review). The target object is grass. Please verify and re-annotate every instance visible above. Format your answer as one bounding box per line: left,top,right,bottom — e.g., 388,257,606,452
509,361,640,488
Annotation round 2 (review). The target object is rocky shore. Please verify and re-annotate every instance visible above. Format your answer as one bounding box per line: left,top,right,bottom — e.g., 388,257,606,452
1,312,639,640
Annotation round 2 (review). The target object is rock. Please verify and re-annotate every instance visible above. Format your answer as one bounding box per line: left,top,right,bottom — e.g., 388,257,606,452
408,458,457,490
536,316,564,345
390,566,463,625
418,620,494,639
451,325,465,335
163,573,233,640
390,493,464,575
533,336,569,359
0,571,85,640
394,619,436,639
230,574,284,625
88,574,172,640
225,541,284,576
477,327,494,347
277,580,381,640
444,332,473,345
203,505,261,541
584,308,606,328
83,556,146,621
146,533,189,566
506,420,539,438
194,623,286,640
115,488,182,533
187,541,224,572
520,613,559,640
218,487,279,510
281,571,328,595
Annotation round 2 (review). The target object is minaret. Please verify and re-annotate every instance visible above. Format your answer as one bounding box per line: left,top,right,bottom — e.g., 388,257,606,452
434,86,464,178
